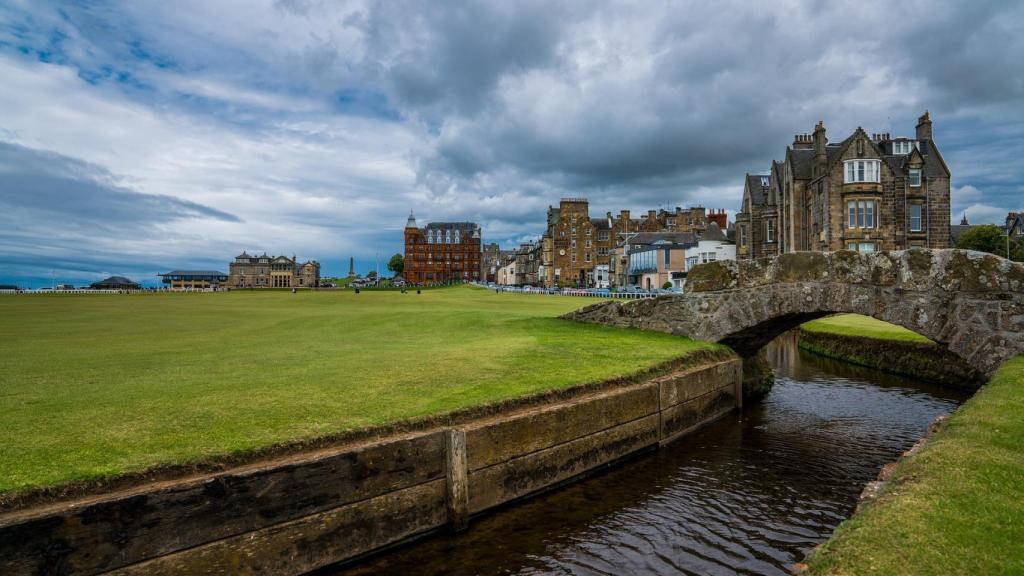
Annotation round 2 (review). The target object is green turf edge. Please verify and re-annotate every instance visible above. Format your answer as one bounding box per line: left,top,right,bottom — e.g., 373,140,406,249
803,355,1024,576
801,314,933,344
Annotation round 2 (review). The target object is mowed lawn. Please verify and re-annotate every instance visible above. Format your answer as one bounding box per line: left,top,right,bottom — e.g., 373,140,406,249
807,355,1024,575
0,287,715,495
801,313,933,343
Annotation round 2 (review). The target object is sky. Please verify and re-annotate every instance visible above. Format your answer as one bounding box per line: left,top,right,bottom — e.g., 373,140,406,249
1,0,1021,286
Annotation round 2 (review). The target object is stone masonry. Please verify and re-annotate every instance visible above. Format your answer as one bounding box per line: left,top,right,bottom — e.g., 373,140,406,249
563,249,1024,378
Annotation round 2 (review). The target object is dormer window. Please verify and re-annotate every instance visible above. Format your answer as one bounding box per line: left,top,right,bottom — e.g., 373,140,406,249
893,140,918,155
909,168,922,187
760,176,769,187
844,160,881,183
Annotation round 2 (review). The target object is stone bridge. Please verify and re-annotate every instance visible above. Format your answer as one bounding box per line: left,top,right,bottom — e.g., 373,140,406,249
564,249,1024,379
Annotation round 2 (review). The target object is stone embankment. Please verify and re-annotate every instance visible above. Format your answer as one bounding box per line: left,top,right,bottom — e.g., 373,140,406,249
0,352,741,576
796,328,985,390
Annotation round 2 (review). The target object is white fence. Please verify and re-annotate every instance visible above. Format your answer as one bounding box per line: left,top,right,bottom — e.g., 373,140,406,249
485,285,660,299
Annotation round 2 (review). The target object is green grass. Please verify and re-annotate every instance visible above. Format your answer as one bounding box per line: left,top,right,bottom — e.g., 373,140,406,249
801,314,933,343
806,355,1024,575
0,286,716,495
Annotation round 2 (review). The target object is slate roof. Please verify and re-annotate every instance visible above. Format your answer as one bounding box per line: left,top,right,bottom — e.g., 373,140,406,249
787,148,815,179
700,222,728,242
590,218,613,230
158,270,228,277
949,225,973,245
91,276,139,288
745,174,771,206
424,222,480,232
621,231,698,247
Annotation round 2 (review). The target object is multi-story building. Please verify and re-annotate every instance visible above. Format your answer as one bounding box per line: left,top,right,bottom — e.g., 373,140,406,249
404,213,482,284
736,111,951,258
613,224,735,290
229,252,320,288
541,198,719,288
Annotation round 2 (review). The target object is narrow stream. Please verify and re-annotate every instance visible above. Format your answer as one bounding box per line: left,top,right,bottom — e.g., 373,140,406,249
330,332,968,576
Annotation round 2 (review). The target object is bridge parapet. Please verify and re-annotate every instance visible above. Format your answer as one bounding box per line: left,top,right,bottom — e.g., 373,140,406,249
564,249,1024,378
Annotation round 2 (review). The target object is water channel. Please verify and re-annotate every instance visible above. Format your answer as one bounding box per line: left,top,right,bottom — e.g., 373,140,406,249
329,332,968,576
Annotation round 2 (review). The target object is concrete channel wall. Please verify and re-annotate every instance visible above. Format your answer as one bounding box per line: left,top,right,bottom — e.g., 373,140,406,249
0,358,741,576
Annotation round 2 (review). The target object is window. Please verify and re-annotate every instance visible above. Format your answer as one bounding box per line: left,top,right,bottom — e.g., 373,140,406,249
585,253,591,262
571,253,576,262
893,140,918,155
765,219,774,243
844,160,881,183
586,228,592,236
667,218,676,226
700,252,717,264
845,242,876,253
571,227,576,236
585,239,591,248
847,200,877,228
664,249,671,267
909,168,922,187
598,232,609,241
910,204,923,232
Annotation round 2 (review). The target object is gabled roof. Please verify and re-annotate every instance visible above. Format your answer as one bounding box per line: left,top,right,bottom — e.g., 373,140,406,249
744,173,771,206
787,147,815,179
700,222,728,242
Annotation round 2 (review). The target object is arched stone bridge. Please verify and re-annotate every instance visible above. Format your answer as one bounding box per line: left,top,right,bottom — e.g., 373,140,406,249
564,249,1024,378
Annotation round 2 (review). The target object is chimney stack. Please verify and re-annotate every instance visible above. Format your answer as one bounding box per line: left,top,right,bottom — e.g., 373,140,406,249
916,111,933,141
813,121,827,176
620,209,630,221
792,133,813,149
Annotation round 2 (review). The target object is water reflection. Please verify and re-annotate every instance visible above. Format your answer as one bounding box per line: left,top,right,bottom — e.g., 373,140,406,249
328,332,967,576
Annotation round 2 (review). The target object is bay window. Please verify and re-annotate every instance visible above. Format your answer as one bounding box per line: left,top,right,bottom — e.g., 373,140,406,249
846,199,877,229
844,160,881,183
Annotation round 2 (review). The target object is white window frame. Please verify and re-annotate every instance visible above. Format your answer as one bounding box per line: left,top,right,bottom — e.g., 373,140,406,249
765,219,774,243
847,199,877,229
893,141,919,155
910,204,923,232
844,160,881,183
909,168,922,187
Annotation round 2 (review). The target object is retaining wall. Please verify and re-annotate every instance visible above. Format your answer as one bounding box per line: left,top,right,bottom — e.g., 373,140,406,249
0,357,741,576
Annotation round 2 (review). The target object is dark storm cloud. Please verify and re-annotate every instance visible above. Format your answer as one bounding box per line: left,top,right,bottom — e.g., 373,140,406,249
0,141,241,231
345,0,1024,224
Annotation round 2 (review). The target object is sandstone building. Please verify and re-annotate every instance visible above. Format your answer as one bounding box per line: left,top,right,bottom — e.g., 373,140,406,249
229,252,320,288
541,198,720,287
736,112,951,259
404,213,482,284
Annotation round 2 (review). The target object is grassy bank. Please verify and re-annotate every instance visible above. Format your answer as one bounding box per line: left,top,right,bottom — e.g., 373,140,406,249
805,355,1024,575
0,287,717,496
797,314,983,390
801,314,932,343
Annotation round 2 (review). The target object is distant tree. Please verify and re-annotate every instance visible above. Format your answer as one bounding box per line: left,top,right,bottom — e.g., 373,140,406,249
956,224,1011,257
367,270,378,279
387,253,404,275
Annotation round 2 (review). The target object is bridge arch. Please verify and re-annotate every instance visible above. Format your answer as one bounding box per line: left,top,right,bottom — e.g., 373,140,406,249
565,249,1024,378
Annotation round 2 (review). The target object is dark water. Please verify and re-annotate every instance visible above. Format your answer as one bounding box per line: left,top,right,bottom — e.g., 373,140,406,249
330,333,968,576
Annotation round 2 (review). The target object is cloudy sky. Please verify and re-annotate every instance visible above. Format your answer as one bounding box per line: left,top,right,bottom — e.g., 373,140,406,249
1,0,1021,286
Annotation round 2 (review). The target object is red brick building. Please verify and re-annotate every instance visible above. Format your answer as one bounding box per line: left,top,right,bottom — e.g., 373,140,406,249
404,213,482,284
